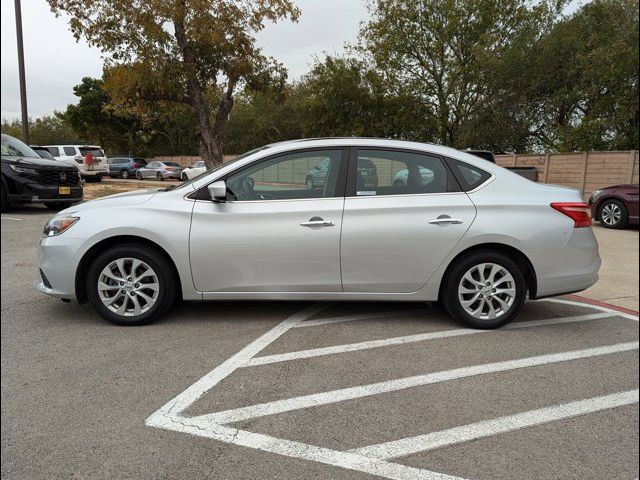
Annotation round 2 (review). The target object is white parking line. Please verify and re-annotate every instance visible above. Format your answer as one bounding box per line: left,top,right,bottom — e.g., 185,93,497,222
245,312,614,367
544,297,639,321
296,309,430,328
201,341,638,425
147,299,639,480
0,216,23,221
350,389,640,459
148,414,463,480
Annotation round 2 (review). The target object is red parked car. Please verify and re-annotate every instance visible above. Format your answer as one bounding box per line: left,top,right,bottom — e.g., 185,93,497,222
589,183,639,229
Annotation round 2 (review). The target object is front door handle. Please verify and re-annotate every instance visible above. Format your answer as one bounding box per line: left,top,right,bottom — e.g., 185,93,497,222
428,217,463,225
300,217,335,228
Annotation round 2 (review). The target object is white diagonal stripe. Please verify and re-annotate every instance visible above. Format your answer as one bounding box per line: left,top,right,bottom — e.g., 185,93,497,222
149,303,327,416
198,341,638,425
350,389,640,459
148,413,464,480
245,312,613,367
295,309,431,328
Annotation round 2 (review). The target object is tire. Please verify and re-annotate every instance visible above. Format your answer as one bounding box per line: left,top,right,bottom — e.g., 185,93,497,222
121,170,129,179
156,172,164,181
136,172,143,180
95,175,102,183
45,202,76,211
598,199,628,229
86,244,177,326
181,172,188,181
442,250,526,329
1,181,8,213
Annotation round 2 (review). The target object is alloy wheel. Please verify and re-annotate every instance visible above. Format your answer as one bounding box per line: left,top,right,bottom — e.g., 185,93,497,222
601,203,622,226
458,263,516,321
97,258,160,317
122,170,129,179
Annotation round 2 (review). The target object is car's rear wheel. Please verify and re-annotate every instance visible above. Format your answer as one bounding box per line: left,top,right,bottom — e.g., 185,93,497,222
121,170,129,179
598,199,628,229
136,171,143,180
156,172,164,181
180,172,188,181
86,244,177,326
443,251,526,329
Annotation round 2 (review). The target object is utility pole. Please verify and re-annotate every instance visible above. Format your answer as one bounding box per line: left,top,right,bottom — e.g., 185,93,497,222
14,0,29,143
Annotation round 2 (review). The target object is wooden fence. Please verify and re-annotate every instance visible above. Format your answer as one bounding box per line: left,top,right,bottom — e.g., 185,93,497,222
495,150,639,200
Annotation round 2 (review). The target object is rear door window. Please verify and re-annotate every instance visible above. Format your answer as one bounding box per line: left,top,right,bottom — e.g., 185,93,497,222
47,146,60,156
352,149,455,196
63,146,77,156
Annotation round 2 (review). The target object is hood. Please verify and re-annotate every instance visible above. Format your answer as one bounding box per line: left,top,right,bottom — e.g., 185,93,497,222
1,155,78,170
62,188,160,215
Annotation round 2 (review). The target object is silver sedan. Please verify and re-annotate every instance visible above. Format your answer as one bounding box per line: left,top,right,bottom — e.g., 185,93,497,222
36,138,600,328
136,161,183,180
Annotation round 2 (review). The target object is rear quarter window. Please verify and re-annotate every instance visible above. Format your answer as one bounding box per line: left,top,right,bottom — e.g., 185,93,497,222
446,158,492,191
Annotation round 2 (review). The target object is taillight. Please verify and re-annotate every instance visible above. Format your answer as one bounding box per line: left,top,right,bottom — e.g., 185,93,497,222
551,202,592,228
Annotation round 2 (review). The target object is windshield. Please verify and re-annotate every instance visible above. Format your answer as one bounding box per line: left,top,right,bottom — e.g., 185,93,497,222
1,134,40,158
167,146,271,191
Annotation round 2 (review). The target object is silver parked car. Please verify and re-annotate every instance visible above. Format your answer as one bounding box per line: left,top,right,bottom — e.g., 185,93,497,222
36,138,600,328
136,161,183,180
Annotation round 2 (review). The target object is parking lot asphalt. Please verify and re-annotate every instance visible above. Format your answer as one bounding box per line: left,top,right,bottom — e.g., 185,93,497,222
2,206,638,480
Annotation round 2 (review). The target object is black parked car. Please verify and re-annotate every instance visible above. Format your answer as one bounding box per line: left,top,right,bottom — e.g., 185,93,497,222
30,146,56,160
1,134,82,212
106,157,147,179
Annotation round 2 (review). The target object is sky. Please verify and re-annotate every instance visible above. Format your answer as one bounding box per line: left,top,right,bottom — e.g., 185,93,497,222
0,0,370,120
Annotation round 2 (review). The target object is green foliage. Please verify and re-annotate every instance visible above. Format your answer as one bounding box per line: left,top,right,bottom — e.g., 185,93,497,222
1,115,78,146
63,77,139,155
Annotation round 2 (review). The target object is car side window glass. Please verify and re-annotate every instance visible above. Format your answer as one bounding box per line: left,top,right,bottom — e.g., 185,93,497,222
47,147,60,156
447,158,491,191
64,146,77,156
355,149,450,196
226,150,343,201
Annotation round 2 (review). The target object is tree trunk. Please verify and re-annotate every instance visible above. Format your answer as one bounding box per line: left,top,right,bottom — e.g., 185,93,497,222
173,18,228,170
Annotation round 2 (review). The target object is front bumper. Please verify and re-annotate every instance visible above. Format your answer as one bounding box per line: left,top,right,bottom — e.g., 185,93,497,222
8,184,83,204
36,234,80,300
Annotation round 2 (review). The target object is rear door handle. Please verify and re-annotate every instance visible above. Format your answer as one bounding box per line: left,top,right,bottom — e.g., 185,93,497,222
300,217,335,228
428,217,463,225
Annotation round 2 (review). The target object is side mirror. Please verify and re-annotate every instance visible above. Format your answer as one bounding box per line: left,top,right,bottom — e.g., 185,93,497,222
208,180,227,201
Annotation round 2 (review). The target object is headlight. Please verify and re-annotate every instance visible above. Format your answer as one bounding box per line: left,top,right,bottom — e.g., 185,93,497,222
43,215,80,237
9,164,37,174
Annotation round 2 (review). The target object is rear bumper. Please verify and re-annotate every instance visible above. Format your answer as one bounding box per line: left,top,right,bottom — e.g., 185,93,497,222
529,227,601,298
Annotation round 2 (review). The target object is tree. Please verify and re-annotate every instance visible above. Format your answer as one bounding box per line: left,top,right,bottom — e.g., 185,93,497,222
358,0,562,148
63,77,139,155
1,115,78,145
296,56,428,140
48,0,299,168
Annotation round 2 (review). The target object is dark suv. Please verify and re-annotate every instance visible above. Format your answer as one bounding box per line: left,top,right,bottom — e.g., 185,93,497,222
106,157,147,179
1,134,83,211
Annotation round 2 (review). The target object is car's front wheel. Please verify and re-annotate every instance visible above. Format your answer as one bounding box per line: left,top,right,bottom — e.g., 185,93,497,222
443,251,526,329
121,170,129,179
86,244,177,325
156,172,164,181
598,199,628,229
